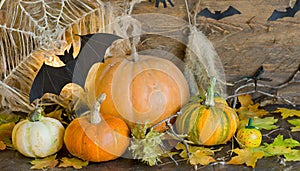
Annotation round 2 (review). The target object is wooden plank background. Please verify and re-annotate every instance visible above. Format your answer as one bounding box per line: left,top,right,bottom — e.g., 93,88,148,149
134,0,300,105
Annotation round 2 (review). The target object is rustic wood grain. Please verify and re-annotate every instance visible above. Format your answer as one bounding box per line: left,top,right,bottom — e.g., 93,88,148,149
133,0,300,105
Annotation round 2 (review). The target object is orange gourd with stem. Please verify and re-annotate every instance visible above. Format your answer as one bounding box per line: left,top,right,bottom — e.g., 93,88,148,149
64,94,130,162
176,77,239,146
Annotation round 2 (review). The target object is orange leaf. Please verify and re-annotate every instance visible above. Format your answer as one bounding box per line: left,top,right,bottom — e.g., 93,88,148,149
227,148,264,168
236,95,268,119
0,141,6,150
238,94,254,107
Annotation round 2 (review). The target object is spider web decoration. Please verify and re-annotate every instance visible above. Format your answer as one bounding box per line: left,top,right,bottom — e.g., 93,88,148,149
0,0,116,112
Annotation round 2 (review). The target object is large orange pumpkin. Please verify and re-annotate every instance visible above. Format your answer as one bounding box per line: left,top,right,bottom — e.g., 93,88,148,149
64,94,130,162
87,54,190,130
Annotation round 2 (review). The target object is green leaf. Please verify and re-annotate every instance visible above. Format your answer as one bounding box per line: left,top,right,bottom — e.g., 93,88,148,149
30,155,58,170
261,135,300,157
271,135,300,148
288,119,300,132
284,150,300,162
58,157,89,169
252,117,278,130
238,117,278,131
275,108,300,119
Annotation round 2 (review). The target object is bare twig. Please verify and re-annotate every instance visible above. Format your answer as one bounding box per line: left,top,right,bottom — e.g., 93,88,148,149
150,112,180,130
149,111,191,160
166,118,191,159
226,66,299,108
262,128,284,140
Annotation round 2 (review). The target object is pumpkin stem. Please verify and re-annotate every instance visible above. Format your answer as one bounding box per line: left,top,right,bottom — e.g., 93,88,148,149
204,77,216,107
29,107,44,122
132,44,139,62
246,118,256,129
90,93,106,124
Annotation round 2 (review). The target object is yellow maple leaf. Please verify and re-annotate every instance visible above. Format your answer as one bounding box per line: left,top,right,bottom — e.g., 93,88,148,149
227,148,264,168
0,141,6,150
176,142,218,166
275,108,300,119
238,94,253,106
287,119,300,132
58,157,89,169
189,150,216,166
236,95,268,119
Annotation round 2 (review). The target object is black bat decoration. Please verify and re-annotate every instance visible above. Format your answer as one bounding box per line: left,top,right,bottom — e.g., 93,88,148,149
149,0,174,8
29,33,121,103
268,0,300,21
198,6,241,20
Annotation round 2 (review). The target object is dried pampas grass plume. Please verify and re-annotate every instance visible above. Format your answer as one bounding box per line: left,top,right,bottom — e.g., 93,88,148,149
184,26,226,96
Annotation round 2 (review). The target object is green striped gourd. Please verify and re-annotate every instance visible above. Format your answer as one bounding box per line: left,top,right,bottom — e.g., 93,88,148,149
175,77,238,146
12,107,65,158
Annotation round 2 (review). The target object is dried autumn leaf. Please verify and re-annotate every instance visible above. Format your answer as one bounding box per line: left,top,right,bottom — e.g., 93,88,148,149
275,108,300,119
129,124,167,166
0,113,19,147
30,155,58,170
0,141,6,150
288,119,300,132
238,94,253,107
45,109,67,125
189,150,216,166
0,113,20,124
175,142,217,166
236,95,268,119
58,157,89,169
227,148,264,168
0,122,15,146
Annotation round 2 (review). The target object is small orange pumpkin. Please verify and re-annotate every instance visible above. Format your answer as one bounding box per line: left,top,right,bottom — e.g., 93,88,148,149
64,94,130,162
86,54,190,131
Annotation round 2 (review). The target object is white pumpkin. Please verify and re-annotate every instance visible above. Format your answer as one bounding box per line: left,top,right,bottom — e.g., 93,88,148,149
12,107,65,158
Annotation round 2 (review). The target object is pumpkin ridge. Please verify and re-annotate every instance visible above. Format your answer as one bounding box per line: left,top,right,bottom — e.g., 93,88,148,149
12,113,65,158
190,106,206,144
90,54,190,131
215,107,228,144
177,103,193,134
